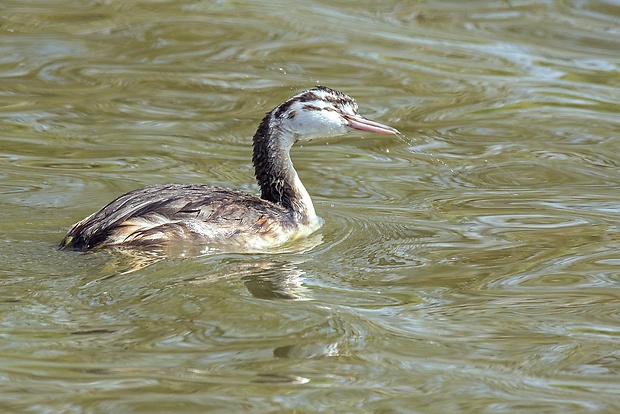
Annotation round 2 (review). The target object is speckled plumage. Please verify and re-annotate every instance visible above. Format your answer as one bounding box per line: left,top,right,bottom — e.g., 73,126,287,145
59,86,397,251
60,184,306,250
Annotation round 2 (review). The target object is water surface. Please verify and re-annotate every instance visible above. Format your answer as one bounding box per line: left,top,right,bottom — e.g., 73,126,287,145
1,0,620,412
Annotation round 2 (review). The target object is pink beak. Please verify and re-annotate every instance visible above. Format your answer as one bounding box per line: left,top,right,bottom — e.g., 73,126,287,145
343,114,399,135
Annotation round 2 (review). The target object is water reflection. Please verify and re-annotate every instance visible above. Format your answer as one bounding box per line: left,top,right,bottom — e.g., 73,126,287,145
80,233,323,301
173,257,314,301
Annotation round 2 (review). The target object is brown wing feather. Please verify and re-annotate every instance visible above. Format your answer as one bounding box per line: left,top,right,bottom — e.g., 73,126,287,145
59,184,293,250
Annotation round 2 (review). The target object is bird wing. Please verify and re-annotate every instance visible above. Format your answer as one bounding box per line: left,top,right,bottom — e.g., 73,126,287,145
60,184,290,250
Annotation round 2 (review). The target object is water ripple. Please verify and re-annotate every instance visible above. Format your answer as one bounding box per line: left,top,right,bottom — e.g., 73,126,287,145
2,0,620,412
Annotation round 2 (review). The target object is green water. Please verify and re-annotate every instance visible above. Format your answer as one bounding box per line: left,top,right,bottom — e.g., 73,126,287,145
1,1,620,412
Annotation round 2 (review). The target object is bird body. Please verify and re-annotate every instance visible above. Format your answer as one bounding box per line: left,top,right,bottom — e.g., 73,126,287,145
61,184,320,250
59,86,397,251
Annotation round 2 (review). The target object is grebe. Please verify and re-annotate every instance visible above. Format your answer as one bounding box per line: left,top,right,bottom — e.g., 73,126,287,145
59,86,398,251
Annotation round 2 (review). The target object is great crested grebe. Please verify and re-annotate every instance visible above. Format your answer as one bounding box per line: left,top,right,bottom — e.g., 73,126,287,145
59,86,398,251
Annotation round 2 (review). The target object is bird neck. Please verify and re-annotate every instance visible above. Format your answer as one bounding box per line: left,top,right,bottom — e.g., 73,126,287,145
252,113,317,224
